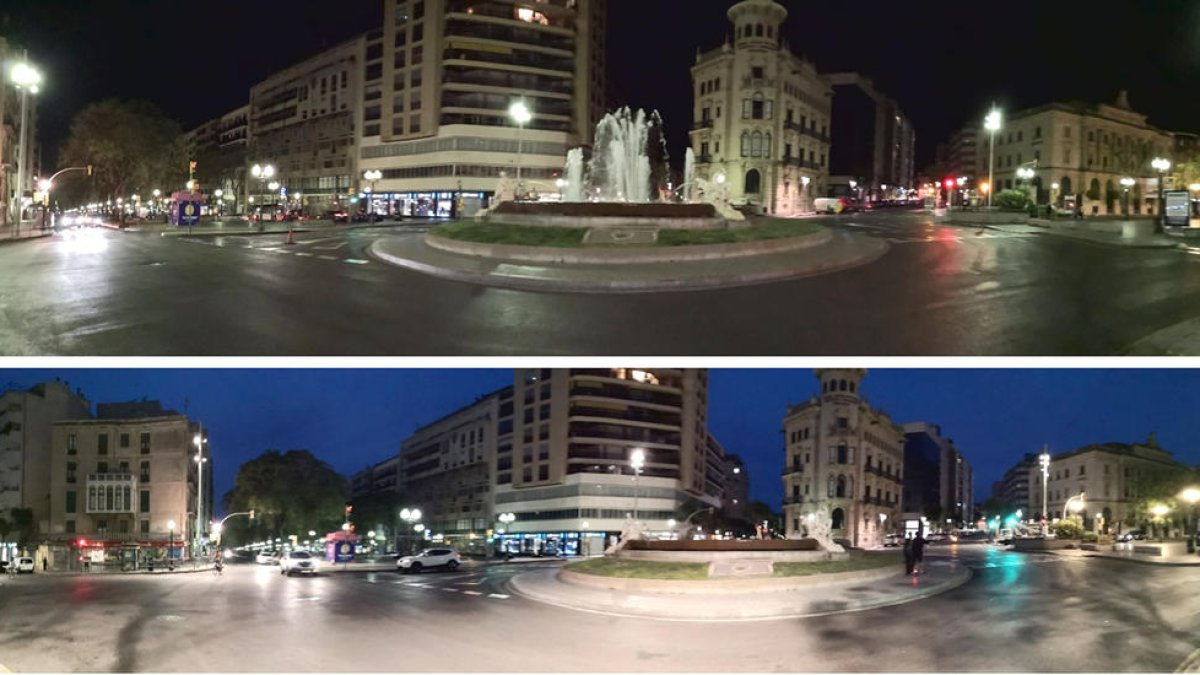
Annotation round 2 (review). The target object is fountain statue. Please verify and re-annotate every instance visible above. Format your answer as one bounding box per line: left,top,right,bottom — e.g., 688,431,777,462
603,516,647,554
799,510,845,553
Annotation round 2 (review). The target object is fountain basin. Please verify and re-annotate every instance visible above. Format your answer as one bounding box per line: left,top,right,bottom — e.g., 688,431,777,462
482,201,729,230
613,538,847,564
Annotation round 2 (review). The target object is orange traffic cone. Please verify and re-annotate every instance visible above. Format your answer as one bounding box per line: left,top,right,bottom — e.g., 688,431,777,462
286,228,295,245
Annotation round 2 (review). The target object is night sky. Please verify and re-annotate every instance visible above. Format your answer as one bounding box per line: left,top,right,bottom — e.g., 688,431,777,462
3,369,1198,514
5,0,1199,173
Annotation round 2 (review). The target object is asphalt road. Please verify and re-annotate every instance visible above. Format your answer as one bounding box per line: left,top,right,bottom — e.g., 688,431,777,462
2,213,1200,355
0,547,1197,672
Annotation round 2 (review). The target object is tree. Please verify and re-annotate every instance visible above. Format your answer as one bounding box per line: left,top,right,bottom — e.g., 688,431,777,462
1125,465,1196,533
923,503,945,525
1054,519,1083,539
349,490,410,545
980,496,1013,518
57,99,188,208
222,450,347,546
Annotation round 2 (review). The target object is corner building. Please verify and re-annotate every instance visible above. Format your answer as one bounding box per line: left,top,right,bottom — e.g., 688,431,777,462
782,370,904,548
690,0,832,215
359,0,607,217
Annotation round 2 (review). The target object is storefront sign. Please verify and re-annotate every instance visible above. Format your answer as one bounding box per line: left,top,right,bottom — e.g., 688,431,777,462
1165,190,1191,227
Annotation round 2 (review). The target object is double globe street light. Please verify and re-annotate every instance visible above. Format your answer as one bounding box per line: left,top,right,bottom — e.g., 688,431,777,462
9,60,42,233
508,100,533,197
984,108,1002,209
250,163,276,224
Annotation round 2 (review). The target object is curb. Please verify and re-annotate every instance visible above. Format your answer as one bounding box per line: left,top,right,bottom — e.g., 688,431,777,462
0,231,53,244
1047,551,1200,567
367,235,890,294
558,563,898,595
1176,648,1200,673
508,563,971,622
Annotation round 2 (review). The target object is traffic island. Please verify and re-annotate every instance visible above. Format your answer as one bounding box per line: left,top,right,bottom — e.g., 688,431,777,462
509,552,972,621
367,218,888,293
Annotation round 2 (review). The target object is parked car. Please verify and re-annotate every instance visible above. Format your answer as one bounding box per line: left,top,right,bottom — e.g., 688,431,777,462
15,557,34,573
1118,530,1147,542
255,551,280,565
396,547,461,573
883,533,904,547
325,210,349,223
279,550,320,576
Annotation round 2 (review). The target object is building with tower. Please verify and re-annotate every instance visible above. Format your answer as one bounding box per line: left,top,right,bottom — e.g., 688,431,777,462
781,370,905,548
689,0,833,215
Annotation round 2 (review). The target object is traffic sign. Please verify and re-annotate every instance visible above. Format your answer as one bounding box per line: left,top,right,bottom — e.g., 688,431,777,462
178,200,201,226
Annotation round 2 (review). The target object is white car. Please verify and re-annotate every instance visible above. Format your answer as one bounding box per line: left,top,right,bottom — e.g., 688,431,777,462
15,557,34,573
255,552,280,565
280,550,320,576
396,548,461,573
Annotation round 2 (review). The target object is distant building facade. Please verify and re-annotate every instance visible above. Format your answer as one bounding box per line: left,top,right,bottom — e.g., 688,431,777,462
978,91,1174,215
992,452,1038,517
350,455,401,500
901,422,973,527
690,0,832,215
47,401,209,562
721,452,749,522
826,72,915,200
781,369,905,548
0,380,91,535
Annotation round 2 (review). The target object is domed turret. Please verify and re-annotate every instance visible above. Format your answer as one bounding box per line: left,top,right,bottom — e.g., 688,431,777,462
814,369,867,399
727,0,787,48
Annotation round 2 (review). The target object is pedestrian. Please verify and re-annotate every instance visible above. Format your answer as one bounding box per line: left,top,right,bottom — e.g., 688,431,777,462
912,531,927,574
903,535,915,575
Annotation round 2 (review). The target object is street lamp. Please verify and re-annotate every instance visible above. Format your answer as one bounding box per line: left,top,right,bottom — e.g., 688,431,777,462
984,108,1002,209
400,508,422,554
1151,504,1171,541
1181,488,1200,553
1120,177,1135,216
193,431,207,560
250,163,275,224
363,170,382,218
8,60,42,234
497,512,516,556
630,448,646,526
167,519,176,563
1038,448,1050,536
508,100,532,197
1151,157,1171,230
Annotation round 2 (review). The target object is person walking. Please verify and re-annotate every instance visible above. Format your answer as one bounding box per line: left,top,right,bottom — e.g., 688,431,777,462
903,534,915,575
912,531,927,574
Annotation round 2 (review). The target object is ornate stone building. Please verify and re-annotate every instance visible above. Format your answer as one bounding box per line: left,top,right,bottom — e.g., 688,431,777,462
689,0,832,215
781,369,905,548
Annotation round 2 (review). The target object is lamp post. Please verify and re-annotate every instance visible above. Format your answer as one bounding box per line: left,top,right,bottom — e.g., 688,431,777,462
1016,167,1035,204
508,100,532,198
984,108,1002,209
497,512,516,556
193,430,207,560
1120,177,1135,216
214,189,224,217
250,163,275,225
400,508,422,554
363,170,382,218
8,60,42,235
1038,448,1050,537
1064,492,1085,529
167,519,176,564
1150,504,1170,541
1151,157,1171,230
1182,488,1200,553
630,448,646,526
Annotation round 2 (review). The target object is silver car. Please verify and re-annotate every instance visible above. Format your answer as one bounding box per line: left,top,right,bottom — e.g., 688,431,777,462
280,550,320,576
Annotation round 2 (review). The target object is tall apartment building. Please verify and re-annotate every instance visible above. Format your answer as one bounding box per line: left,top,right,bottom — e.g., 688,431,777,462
977,91,1173,214
350,455,401,500
0,380,91,535
781,369,905,548
247,36,366,215
826,72,915,200
722,453,749,522
991,452,1037,517
398,388,502,555
357,0,607,218
47,401,210,564
901,422,974,526
690,0,833,215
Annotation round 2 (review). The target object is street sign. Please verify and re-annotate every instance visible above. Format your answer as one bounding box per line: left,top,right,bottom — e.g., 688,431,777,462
334,540,355,563
1165,190,1191,227
178,200,201,226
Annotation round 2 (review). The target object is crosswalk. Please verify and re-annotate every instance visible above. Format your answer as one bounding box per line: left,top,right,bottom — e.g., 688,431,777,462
176,235,373,266
362,572,512,602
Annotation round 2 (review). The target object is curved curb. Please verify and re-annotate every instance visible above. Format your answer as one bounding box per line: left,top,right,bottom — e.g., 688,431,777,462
1175,647,1200,672
558,564,897,595
508,564,972,623
367,235,889,294
424,228,832,264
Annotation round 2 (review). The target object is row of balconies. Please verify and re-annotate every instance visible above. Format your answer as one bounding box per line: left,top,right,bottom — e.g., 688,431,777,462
783,121,830,144
863,496,899,508
782,155,824,171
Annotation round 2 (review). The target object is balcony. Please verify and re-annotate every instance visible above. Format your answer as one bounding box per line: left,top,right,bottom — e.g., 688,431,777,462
782,155,823,171
784,121,830,144
86,473,137,514
783,495,804,505
781,464,804,477
691,119,714,131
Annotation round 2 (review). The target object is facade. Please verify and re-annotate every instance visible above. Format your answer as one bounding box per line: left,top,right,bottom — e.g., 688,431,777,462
1041,434,1186,534
399,389,502,555
826,72,915,200
185,105,251,215
978,92,1174,215
781,369,905,548
247,36,366,216
722,453,749,522
689,0,832,215
992,452,1038,518
901,422,973,527
350,455,401,500
47,401,209,561
357,0,607,218
0,380,92,534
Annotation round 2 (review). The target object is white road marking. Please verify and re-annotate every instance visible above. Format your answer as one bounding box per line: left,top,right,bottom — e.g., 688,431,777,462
314,242,349,250
317,255,338,261
488,593,510,599
463,590,483,596
345,259,369,265
294,252,314,257
442,587,459,592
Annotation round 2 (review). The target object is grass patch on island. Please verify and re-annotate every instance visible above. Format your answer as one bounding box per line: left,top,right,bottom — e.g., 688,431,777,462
566,557,709,580
431,221,587,247
773,551,901,577
656,217,825,246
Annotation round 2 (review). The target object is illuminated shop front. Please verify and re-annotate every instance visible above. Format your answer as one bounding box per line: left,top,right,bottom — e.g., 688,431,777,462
362,191,491,218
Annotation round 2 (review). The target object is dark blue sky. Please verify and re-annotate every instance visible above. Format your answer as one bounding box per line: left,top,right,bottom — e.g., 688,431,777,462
3,369,1198,511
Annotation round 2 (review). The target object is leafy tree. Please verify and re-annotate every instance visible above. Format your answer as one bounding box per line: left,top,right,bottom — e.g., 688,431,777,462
993,189,1030,212
349,489,410,544
922,503,945,524
979,496,1012,518
221,450,347,546
1086,179,1101,201
1124,465,1195,532
57,99,188,208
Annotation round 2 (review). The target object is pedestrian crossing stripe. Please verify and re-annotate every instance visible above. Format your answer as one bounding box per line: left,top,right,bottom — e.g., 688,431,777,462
345,259,370,264
488,594,509,599
463,590,483,596
317,255,338,261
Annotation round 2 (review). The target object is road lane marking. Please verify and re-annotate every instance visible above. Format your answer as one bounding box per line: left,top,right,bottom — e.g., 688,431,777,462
488,593,510,599
345,259,369,264
442,587,459,592
294,252,314,257
463,590,483,596
317,255,338,261
314,242,349,250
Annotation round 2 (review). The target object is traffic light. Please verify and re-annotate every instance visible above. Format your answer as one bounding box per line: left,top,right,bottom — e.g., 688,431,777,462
944,178,956,189
77,538,87,547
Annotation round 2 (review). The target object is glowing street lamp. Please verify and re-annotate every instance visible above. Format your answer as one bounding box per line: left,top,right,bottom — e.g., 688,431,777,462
9,61,42,233
497,512,516,556
1151,157,1171,230
1038,448,1051,536
1120,177,1135,216
1181,488,1200,553
984,108,1002,208
508,100,533,194
251,163,275,223
1151,503,1171,541
630,448,646,526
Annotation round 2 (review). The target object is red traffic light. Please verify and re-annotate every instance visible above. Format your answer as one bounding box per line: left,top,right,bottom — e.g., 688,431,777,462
77,538,88,547
944,178,956,188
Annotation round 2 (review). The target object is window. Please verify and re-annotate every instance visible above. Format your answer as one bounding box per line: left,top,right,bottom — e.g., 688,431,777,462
752,66,764,78
1034,127,1041,139
751,93,764,120
97,461,108,474
1079,465,1085,475
140,490,150,513
65,520,75,533
66,491,76,514
413,0,424,19
140,433,150,453
68,433,77,454
120,433,129,448
140,520,150,534
755,24,763,37
67,462,77,483
837,417,848,428
410,114,421,133
538,465,549,481
740,132,750,157
98,434,108,454
140,461,150,482
522,468,532,482
413,23,423,42
1065,126,1071,139
837,444,848,464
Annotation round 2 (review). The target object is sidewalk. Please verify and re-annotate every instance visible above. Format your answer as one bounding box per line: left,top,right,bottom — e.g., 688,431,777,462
508,558,970,622
368,229,889,293
1034,226,1181,249
0,226,52,244
1043,545,1200,566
